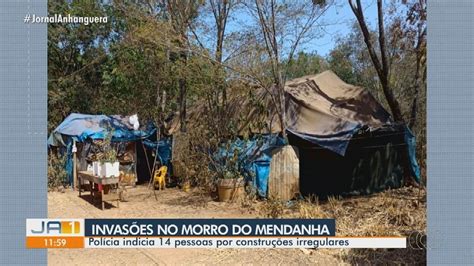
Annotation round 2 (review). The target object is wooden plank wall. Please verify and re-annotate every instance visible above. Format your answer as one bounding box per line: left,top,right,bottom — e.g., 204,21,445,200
268,145,300,201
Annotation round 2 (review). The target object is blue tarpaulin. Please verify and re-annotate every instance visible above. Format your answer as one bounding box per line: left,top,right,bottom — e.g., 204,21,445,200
214,135,286,197
253,161,271,197
287,126,361,156
404,126,421,182
47,113,155,146
143,138,172,168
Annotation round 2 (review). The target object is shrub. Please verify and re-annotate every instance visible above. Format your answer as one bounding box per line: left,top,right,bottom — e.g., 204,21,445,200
261,198,286,218
48,151,68,189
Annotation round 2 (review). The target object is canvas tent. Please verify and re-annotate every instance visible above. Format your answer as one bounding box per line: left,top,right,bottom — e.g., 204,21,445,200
169,70,420,197
283,71,420,192
48,113,158,185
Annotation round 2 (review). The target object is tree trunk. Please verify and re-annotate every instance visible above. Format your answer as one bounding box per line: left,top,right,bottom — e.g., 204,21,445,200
348,0,403,123
179,74,187,132
211,0,231,108
349,0,417,185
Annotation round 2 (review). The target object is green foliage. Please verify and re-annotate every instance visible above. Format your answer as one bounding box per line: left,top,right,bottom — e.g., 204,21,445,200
221,143,244,180
47,0,223,133
326,23,379,92
97,128,117,163
327,42,359,85
284,51,327,80
47,0,426,183
48,151,68,189
48,0,113,132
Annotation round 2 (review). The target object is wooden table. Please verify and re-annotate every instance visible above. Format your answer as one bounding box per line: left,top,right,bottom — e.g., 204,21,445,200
78,171,120,210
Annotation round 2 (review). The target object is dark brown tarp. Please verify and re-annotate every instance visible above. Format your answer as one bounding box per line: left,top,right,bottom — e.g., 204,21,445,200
285,70,391,136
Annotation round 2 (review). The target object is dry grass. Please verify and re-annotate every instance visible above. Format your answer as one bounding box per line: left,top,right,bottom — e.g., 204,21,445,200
296,196,331,219
176,184,427,264
49,184,426,265
257,186,427,264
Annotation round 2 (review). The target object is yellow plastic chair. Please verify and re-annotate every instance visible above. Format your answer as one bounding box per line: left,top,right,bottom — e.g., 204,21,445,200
153,166,167,190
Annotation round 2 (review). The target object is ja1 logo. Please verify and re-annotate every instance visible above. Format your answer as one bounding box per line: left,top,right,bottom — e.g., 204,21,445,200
27,219,83,236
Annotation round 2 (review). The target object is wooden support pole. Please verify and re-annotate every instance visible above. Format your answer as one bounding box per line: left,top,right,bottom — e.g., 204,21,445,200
73,139,78,191
134,142,138,187
142,141,152,178
142,141,158,200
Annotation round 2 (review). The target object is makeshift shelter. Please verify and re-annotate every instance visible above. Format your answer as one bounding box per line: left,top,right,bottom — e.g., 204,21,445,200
47,113,158,186
282,71,420,196
168,70,420,198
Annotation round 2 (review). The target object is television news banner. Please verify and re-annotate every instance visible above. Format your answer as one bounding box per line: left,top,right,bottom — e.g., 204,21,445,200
23,13,408,251
26,219,407,249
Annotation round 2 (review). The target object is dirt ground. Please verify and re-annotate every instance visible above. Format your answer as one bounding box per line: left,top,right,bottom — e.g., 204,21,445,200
48,185,426,265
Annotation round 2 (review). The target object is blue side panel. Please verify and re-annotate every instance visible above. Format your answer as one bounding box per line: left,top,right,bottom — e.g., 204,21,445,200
64,139,74,185
404,126,421,182
143,138,172,167
254,161,271,197
157,139,172,167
